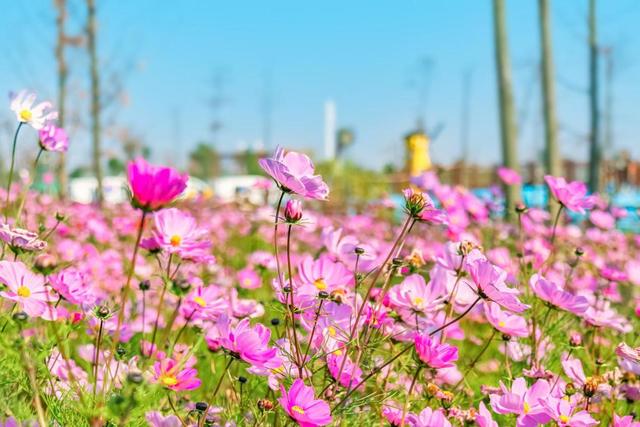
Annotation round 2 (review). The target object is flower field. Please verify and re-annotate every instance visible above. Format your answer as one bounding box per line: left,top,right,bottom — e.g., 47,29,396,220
1,91,639,427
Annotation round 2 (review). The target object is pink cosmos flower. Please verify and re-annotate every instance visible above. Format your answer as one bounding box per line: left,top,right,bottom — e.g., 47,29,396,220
381,401,405,426
297,254,352,295
613,414,640,427
466,258,529,313
284,199,303,222
258,146,329,200
485,302,529,338
152,358,201,391
237,267,262,289
326,353,362,389
476,402,499,427
180,286,227,322
145,411,182,427
38,124,69,152
497,166,522,185
414,333,458,369
388,274,444,314
406,407,452,427
10,90,58,129
540,397,598,427
49,267,97,307
217,316,277,368
0,223,47,252
127,157,188,212
279,379,332,427
490,377,551,426
0,261,54,319
616,342,640,375
529,274,589,315
544,175,596,214
147,208,210,257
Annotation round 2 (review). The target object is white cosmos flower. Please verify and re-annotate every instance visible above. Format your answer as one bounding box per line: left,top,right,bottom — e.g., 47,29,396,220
9,90,58,130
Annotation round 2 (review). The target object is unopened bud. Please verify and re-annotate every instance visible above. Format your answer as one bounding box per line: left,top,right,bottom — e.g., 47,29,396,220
257,399,274,411
195,402,208,412
139,280,151,291
95,305,111,319
127,372,143,384
284,199,303,223
318,291,329,300
270,318,280,326
403,188,427,217
354,247,365,255
13,311,28,322
515,203,528,214
575,247,585,257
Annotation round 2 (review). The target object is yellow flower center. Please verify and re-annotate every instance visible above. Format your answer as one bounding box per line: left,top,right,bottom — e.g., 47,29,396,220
193,296,206,307
334,348,343,356
291,405,305,415
328,326,337,337
160,375,178,387
243,278,253,286
19,109,32,122
17,286,31,298
498,321,506,328
413,297,424,307
170,235,182,247
523,402,530,414
559,415,570,423
314,278,327,290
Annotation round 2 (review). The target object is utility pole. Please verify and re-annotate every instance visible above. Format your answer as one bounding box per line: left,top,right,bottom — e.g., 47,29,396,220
588,0,601,193
54,0,68,199
87,0,103,204
460,68,473,165
493,0,520,219
602,46,614,155
538,0,561,179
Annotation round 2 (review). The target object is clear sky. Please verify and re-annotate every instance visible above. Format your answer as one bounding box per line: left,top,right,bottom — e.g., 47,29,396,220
1,0,639,171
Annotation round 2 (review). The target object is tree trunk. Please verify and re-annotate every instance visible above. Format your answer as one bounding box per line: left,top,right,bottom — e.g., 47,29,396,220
492,0,520,220
588,0,601,193
55,0,68,199
87,0,103,204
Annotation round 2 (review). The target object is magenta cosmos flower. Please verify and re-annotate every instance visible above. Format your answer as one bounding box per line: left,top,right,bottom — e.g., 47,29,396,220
544,175,596,214
529,274,589,315
0,261,53,320
616,342,640,375
127,157,188,212
407,407,452,427
10,90,58,130
217,316,277,368
258,146,329,200
414,333,458,369
279,379,332,427
152,358,201,391
38,124,69,152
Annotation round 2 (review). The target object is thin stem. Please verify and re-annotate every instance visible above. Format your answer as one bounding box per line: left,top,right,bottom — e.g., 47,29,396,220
171,309,196,354
4,122,23,221
400,366,422,426
200,358,234,427
150,283,168,354
302,299,325,368
92,318,104,401
454,328,496,390
272,190,285,289
430,296,482,337
167,391,188,427
286,224,303,375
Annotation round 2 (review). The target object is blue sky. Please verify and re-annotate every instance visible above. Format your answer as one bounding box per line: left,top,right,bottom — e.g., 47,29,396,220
1,0,639,171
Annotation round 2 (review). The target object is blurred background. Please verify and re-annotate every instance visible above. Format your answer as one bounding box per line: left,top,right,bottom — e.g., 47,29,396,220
1,0,639,210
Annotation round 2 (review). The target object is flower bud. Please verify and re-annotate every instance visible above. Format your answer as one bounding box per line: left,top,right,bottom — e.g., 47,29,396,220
354,247,365,255
95,305,111,319
565,382,577,396
569,332,582,347
583,377,599,397
139,280,151,291
238,376,248,384
575,247,585,257
195,402,208,412
127,372,143,384
270,318,280,326
34,253,57,274
403,188,427,217
318,291,329,300
55,212,66,222
284,199,303,223
515,203,528,214
13,311,28,322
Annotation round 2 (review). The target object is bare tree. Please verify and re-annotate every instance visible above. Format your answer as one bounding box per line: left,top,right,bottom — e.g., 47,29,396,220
87,0,103,204
493,0,520,219
588,0,601,193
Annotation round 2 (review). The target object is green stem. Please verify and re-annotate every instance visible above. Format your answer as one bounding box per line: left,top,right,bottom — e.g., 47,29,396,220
4,122,23,221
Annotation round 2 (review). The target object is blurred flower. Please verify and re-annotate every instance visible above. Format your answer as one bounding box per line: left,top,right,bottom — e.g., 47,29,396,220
0,224,46,252
327,353,362,389
278,379,332,427
544,175,595,214
127,157,188,212
38,124,69,152
9,90,58,129
146,208,210,258
497,166,522,185
259,146,329,200
530,274,589,315
616,342,640,375
407,407,452,427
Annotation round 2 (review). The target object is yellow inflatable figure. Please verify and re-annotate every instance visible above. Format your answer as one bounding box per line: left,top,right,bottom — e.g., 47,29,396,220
405,131,431,177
